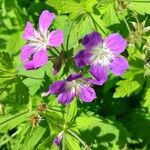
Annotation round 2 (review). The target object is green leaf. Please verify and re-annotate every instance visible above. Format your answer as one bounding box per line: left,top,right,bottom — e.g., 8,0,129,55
66,99,77,123
129,0,150,15
76,115,129,149
122,110,150,145
0,52,13,69
143,78,150,112
13,124,30,150
15,78,29,102
65,133,81,150
46,0,81,14
0,110,31,132
113,69,144,98
23,78,43,96
46,0,98,15
114,45,145,98
102,3,120,26
90,13,109,36
21,125,47,150
6,31,25,55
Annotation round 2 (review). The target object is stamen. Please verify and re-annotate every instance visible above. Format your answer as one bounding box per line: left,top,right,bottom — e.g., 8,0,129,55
29,30,49,51
91,44,114,67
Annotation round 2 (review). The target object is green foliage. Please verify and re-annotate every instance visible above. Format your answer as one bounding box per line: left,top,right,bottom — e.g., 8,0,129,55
102,2,120,27
129,0,150,15
46,0,98,16
75,115,129,149
1,0,150,149
6,31,25,56
143,78,150,112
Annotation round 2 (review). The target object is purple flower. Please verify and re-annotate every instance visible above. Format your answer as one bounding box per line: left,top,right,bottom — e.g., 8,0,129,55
21,10,63,70
43,73,96,104
53,132,63,146
74,32,129,85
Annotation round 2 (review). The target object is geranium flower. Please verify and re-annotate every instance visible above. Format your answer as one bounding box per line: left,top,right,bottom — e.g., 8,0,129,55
42,73,96,104
74,32,129,85
21,10,63,70
53,131,63,146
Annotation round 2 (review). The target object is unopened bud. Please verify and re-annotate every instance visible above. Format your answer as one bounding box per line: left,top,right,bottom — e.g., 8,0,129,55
38,103,47,112
29,114,42,127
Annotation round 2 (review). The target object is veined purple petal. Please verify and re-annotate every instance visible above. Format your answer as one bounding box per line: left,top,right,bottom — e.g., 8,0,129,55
21,44,35,63
90,64,108,85
82,32,102,49
109,56,129,76
53,132,63,146
48,30,63,47
79,86,96,102
39,10,55,33
24,60,34,70
58,90,75,104
49,81,66,94
66,73,82,82
88,79,105,86
74,49,91,68
22,21,38,40
104,33,127,54
33,49,48,68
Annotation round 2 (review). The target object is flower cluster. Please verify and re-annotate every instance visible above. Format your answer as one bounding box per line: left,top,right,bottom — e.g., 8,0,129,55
22,10,128,104
21,10,129,147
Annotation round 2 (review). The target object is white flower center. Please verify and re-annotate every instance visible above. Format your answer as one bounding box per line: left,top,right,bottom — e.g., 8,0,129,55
65,79,89,94
30,31,49,50
91,44,114,67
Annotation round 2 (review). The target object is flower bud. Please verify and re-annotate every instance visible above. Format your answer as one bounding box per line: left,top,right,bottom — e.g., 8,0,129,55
53,131,63,146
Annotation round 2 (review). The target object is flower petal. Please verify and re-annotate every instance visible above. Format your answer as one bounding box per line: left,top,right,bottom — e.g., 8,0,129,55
104,33,127,54
24,60,34,70
33,49,48,68
109,56,129,76
66,73,82,82
74,49,91,68
90,64,108,85
49,81,66,94
58,90,75,104
53,132,63,146
88,79,105,86
39,10,55,33
79,86,96,102
21,44,35,63
82,32,102,49
22,21,38,40
48,30,64,47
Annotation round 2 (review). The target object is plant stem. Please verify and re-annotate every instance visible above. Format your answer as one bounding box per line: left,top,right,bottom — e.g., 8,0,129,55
123,17,131,33
0,110,29,125
0,75,14,78
19,74,43,80
67,129,91,149
0,69,14,74
62,132,66,150
53,47,61,55
66,10,84,51
47,108,65,113
88,13,107,36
